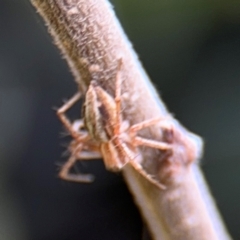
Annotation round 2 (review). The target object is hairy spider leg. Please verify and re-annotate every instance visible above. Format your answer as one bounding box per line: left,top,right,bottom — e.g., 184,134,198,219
57,92,82,139
120,117,175,189
115,138,167,190
59,137,101,183
129,117,173,150
57,93,102,183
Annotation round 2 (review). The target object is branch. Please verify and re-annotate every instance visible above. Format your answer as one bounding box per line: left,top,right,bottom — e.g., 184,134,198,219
30,0,231,239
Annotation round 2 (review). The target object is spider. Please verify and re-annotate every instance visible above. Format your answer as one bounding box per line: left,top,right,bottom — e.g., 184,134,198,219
57,61,172,189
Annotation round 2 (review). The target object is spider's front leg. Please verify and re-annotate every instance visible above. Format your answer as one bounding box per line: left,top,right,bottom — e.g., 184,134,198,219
59,137,102,183
57,93,102,183
57,92,83,139
58,122,102,183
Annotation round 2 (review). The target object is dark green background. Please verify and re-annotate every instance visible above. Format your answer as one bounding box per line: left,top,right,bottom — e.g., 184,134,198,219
0,0,240,239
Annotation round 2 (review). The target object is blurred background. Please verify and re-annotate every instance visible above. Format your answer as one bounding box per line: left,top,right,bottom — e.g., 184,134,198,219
1,0,240,239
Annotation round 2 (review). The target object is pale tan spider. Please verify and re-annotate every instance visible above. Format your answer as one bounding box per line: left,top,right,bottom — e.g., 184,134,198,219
57,62,172,189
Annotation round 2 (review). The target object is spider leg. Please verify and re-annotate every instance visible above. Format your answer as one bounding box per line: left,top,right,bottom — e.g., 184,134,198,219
129,117,172,150
133,136,171,150
58,103,102,183
129,116,172,135
59,155,94,183
115,140,167,189
129,160,167,189
57,92,82,139
101,142,127,171
59,140,102,183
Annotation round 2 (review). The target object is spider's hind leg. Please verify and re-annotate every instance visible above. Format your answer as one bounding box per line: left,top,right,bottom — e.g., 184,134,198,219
117,141,167,189
59,140,102,183
126,117,175,189
59,154,95,183
129,159,167,190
